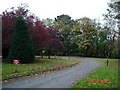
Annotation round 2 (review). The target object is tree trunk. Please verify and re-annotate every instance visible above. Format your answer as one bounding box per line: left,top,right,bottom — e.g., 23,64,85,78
47,49,50,59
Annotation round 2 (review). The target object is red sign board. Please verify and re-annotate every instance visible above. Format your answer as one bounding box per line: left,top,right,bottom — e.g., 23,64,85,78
13,60,20,64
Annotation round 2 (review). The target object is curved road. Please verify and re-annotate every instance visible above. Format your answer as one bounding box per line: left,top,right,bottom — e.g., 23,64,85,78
2,57,101,88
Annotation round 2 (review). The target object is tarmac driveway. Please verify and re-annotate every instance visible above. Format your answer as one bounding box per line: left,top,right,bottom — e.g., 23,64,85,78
2,57,101,88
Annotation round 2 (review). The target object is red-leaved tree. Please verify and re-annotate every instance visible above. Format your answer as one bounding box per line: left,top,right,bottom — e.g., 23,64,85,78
2,4,36,58
2,4,63,59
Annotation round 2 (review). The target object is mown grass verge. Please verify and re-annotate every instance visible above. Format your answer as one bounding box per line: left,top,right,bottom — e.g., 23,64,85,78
71,58,119,89
2,57,80,81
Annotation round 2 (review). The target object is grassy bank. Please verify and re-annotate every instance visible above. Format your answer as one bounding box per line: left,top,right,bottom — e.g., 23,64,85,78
2,57,80,81
71,58,119,89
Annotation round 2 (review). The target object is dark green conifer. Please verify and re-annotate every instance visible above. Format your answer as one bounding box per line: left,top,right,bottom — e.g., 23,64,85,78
9,16,35,63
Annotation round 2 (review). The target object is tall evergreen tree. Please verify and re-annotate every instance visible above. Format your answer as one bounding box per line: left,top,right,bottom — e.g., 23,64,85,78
9,16,35,63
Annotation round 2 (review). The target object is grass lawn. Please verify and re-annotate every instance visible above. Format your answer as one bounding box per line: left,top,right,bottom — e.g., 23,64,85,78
71,58,119,89
2,57,80,81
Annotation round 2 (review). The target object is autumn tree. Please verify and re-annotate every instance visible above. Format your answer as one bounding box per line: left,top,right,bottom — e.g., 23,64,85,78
47,26,64,56
103,1,120,58
31,20,64,59
2,4,36,58
74,17,97,56
2,4,64,59
31,20,52,58
54,14,77,55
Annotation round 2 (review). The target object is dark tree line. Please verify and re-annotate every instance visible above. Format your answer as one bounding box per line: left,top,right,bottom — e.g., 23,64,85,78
2,1,120,63
53,1,119,58
2,4,63,61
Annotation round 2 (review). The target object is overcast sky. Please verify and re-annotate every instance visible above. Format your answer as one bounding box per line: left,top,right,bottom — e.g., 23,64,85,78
0,0,110,20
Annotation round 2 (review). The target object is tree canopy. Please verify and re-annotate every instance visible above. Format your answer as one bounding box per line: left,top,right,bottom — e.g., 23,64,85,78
2,2,120,59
